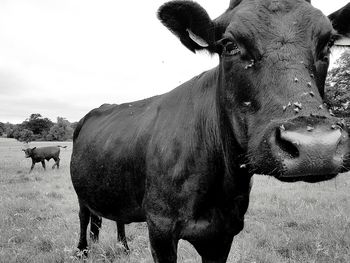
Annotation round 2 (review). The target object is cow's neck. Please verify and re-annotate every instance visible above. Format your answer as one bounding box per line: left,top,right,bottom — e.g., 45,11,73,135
176,67,252,238
194,66,252,203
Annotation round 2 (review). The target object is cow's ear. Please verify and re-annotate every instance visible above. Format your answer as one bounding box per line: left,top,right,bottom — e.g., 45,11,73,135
328,3,350,40
32,147,36,150
158,1,216,53
229,0,243,9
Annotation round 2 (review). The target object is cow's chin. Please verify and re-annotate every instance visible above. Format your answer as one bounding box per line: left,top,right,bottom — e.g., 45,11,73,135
248,158,340,183
274,173,338,183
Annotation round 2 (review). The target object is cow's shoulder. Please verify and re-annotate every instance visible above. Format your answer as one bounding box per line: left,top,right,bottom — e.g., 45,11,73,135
73,104,115,141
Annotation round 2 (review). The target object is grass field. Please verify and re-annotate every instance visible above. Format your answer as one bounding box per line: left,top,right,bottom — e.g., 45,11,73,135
0,137,349,263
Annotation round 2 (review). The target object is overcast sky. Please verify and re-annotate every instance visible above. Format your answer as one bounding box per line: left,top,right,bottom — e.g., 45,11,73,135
0,0,349,124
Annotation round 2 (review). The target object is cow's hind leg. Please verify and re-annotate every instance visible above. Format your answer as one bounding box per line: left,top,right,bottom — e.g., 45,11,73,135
147,215,178,263
41,160,46,170
116,222,129,251
52,157,60,169
77,201,91,255
90,213,102,242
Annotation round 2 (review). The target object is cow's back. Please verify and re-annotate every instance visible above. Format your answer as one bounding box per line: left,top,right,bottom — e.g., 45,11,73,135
33,146,60,159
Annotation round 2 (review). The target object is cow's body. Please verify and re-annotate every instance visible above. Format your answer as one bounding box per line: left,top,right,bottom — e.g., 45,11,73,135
71,0,350,262
23,146,66,172
72,71,252,254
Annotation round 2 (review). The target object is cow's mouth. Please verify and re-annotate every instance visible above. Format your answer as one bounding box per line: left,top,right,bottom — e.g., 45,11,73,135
258,119,350,183
275,173,338,183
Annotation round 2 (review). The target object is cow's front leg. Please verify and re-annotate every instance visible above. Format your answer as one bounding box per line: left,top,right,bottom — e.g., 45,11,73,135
191,235,234,263
147,214,178,263
29,160,35,173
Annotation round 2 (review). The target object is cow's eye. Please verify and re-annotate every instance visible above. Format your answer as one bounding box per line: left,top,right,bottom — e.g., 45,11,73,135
328,36,337,48
223,41,241,56
321,52,330,63
318,36,336,63
319,45,331,63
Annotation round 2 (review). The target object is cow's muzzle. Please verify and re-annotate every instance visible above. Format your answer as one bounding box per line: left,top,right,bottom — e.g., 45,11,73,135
270,123,349,182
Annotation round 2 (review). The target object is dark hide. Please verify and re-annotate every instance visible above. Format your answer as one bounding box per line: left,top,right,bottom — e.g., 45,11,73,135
23,146,66,172
71,0,350,262
328,3,350,37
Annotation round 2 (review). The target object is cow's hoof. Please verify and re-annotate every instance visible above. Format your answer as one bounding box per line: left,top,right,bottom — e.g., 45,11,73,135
121,246,130,254
73,248,89,259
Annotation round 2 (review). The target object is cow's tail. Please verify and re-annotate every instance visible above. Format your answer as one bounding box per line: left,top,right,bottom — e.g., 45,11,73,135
57,145,67,148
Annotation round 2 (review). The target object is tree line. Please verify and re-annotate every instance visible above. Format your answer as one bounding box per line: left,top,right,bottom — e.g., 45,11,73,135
0,114,78,142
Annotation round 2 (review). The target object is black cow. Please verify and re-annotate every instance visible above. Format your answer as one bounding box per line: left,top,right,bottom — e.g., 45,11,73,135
23,146,66,172
71,0,350,262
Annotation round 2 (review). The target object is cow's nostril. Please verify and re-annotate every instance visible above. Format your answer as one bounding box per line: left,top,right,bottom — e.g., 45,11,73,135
270,125,347,180
275,128,299,158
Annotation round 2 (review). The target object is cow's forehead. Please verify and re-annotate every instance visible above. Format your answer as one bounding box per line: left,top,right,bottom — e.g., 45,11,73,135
225,0,333,43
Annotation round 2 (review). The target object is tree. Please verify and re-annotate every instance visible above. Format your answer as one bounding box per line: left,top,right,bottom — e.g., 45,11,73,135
24,113,54,135
11,124,24,140
0,122,4,136
70,121,79,131
5,123,15,138
29,113,42,120
325,50,350,118
47,117,74,141
18,129,34,143
4,115,74,141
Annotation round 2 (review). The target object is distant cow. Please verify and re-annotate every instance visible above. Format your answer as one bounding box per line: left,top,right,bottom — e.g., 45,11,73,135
23,146,67,172
71,0,350,262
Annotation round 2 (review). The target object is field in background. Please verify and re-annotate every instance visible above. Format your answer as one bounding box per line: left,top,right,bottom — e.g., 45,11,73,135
0,137,349,263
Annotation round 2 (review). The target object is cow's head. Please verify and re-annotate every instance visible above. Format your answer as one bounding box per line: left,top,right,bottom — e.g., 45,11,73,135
22,147,36,158
158,0,350,182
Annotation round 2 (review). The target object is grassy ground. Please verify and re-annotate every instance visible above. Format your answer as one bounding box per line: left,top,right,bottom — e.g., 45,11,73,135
0,137,349,262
